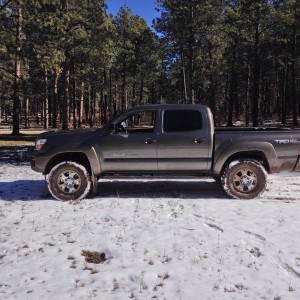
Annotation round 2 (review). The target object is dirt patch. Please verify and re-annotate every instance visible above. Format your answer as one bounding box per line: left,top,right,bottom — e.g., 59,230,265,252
81,250,106,264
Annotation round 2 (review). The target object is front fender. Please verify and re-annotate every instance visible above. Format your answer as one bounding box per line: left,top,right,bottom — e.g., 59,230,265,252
213,141,279,175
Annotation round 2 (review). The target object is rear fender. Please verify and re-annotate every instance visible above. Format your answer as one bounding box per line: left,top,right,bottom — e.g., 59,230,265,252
213,141,279,175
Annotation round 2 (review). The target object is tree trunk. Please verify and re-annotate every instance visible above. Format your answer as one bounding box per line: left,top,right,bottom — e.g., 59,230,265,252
275,63,281,120
291,19,298,126
24,95,29,129
102,70,107,123
187,4,195,104
109,68,113,119
181,52,187,103
245,65,251,127
72,77,77,129
91,86,96,126
88,86,93,126
122,61,126,111
282,64,289,125
139,76,144,106
84,86,90,125
78,82,84,127
12,0,22,135
52,73,58,128
208,46,216,121
114,70,118,115
252,7,261,127
227,41,237,127
62,60,70,130
43,69,49,129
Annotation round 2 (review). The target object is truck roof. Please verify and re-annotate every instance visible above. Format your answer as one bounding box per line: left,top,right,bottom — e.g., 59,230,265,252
109,104,209,124
123,103,207,111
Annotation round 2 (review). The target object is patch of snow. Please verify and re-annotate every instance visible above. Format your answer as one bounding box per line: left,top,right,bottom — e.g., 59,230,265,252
0,162,300,299
228,160,240,168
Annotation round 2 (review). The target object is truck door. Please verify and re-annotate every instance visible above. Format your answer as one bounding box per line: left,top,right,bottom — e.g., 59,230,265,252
157,108,211,172
100,110,158,172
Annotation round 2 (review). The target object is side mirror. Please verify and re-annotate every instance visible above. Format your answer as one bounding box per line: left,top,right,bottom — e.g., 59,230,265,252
108,122,126,133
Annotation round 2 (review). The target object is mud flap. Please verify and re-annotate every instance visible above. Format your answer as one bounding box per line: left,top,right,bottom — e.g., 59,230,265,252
91,172,99,194
292,155,300,171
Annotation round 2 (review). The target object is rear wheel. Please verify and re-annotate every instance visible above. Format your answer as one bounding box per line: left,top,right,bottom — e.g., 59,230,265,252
221,160,267,199
48,161,91,201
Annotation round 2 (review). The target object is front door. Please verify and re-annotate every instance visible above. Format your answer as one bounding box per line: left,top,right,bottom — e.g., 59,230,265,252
100,110,158,172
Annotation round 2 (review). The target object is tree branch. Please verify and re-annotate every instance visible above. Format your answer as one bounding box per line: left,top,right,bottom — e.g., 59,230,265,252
0,0,12,12
0,66,23,80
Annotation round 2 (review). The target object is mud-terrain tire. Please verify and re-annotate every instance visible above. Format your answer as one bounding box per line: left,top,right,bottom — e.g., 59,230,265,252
221,160,267,199
48,161,91,201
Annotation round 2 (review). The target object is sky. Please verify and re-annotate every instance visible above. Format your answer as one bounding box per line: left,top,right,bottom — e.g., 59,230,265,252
106,0,160,26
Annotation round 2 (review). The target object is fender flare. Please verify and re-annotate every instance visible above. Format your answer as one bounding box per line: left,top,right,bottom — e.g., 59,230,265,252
85,146,101,194
85,145,102,176
213,141,279,175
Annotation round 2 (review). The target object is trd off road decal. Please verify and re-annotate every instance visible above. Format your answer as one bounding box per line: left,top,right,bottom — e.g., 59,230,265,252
274,139,300,144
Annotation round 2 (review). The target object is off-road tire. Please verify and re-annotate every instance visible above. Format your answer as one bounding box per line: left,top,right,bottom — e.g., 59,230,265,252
221,160,267,199
48,161,91,201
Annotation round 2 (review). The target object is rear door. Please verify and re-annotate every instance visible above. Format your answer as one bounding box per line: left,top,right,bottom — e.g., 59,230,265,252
157,108,211,172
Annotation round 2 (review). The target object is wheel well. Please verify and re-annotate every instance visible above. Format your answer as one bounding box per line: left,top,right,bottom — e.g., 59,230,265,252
45,152,91,175
221,151,270,175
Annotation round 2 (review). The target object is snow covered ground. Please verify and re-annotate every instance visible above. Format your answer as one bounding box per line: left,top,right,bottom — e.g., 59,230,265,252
0,162,300,300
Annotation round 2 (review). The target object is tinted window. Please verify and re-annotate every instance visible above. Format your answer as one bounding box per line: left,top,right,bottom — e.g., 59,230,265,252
163,110,202,132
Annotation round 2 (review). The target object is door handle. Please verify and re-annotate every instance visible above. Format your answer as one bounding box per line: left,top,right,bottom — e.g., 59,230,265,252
194,138,205,144
145,138,156,144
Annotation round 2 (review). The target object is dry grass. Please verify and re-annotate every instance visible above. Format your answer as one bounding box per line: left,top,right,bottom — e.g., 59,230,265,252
0,129,44,146
0,130,45,135
0,140,34,146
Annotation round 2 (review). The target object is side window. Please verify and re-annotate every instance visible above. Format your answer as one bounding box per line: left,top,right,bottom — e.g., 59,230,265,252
116,111,156,133
163,110,202,132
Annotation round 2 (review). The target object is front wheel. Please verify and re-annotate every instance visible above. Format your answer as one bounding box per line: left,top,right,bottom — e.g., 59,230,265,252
221,160,267,199
48,161,91,201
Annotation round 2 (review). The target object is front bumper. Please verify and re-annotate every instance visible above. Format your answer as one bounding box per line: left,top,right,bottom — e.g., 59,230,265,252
30,150,49,174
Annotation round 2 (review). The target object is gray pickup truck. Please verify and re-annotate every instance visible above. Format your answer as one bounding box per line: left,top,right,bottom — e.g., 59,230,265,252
31,104,300,201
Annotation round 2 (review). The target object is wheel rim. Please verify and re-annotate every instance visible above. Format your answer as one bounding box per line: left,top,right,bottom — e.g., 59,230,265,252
233,168,257,193
57,170,81,193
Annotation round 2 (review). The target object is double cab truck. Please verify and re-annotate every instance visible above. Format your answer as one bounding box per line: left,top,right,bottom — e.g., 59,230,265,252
31,104,300,201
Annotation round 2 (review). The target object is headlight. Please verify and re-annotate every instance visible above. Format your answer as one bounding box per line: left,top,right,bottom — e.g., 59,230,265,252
35,139,47,151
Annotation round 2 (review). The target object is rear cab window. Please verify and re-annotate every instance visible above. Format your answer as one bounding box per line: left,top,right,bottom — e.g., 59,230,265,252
163,109,202,132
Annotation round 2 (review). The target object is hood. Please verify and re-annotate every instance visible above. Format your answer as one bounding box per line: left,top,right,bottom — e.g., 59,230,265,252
39,128,99,139
36,127,106,154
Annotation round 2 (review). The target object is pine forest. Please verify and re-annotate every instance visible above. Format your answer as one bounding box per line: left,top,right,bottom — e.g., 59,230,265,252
0,0,299,133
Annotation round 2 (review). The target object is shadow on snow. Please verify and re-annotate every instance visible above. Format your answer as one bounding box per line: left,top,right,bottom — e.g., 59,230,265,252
95,179,228,200
0,179,228,201
0,180,50,201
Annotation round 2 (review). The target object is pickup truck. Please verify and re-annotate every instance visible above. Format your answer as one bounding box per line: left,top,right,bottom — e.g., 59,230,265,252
31,104,300,201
